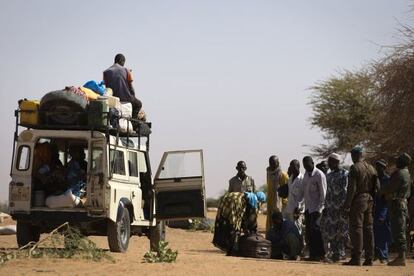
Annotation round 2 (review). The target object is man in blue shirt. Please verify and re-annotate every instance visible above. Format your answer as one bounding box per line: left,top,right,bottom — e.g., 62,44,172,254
266,211,303,260
374,159,391,263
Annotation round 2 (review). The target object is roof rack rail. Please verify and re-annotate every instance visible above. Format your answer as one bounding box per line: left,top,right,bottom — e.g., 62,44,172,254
13,109,152,153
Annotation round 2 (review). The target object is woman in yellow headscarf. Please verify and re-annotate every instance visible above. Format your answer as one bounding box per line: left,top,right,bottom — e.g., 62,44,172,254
266,155,289,231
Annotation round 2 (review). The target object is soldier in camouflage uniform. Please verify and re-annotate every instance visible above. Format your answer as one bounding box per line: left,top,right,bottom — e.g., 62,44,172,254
343,147,379,266
381,153,412,266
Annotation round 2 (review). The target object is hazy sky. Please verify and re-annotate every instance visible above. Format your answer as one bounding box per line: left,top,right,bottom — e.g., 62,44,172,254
0,0,412,201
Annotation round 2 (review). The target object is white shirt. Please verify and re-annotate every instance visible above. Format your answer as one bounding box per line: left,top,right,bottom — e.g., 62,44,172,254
285,173,304,214
303,167,327,213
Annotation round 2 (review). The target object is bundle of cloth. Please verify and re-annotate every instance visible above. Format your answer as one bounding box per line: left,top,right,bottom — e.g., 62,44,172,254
213,191,266,255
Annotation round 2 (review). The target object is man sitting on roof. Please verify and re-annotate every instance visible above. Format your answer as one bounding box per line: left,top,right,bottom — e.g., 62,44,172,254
103,53,142,120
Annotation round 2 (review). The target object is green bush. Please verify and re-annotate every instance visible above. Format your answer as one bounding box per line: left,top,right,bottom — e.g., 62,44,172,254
206,198,219,208
143,241,178,263
0,223,114,265
188,218,214,233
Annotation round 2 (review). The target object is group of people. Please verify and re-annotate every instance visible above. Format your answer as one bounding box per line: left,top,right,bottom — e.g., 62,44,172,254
33,142,88,207
218,147,412,266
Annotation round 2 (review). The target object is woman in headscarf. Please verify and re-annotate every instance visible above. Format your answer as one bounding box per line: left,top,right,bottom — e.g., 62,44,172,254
213,191,266,255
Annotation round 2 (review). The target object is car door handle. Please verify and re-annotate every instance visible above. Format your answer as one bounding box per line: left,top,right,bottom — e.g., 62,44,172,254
174,178,182,183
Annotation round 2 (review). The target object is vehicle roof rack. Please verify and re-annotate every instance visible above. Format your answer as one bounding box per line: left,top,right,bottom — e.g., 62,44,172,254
13,109,152,154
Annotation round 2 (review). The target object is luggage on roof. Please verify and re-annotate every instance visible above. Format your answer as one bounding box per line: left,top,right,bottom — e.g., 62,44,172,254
19,99,40,126
16,87,151,137
88,99,109,128
40,87,88,125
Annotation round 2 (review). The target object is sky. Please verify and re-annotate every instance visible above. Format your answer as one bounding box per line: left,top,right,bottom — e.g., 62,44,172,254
0,0,413,201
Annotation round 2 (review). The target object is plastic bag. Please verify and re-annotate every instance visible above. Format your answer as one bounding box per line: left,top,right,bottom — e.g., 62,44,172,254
83,80,106,96
120,102,132,118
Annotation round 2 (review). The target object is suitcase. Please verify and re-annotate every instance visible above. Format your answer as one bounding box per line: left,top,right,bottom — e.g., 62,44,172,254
19,99,40,125
238,234,271,259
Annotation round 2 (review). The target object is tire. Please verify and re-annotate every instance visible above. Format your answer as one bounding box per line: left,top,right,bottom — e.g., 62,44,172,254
16,220,40,248
150,220,166,251
40,89,88,125
107,207,131,253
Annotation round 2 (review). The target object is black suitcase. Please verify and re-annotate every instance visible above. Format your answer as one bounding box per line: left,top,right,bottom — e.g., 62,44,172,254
238,234,271,259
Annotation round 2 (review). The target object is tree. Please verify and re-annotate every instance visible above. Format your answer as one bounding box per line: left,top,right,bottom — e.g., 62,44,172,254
309,23,414,164
309,70,379,157
371,24,414,161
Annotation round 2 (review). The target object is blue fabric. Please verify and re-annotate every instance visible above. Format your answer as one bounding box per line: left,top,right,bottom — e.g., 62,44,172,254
256,191,266,203
83,80,106,95
244,191,267,208
244,192,258,209
266,219,301,245
38,164,50,175
66,160,86,197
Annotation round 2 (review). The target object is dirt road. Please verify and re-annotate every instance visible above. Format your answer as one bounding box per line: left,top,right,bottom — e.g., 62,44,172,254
0,214,413,276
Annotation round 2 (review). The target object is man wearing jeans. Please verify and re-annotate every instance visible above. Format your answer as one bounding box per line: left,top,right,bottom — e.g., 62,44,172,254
302,156,327,261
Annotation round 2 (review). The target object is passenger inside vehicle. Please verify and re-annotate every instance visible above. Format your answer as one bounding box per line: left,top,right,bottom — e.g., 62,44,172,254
32,139,88,208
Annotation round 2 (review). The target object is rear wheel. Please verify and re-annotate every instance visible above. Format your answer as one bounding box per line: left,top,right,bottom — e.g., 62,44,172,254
150,220,166,251
107,207,131,253
16,220,40,248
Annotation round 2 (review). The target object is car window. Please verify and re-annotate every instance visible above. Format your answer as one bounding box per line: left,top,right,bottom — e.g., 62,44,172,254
110,150,126,175
16,146,30,171
158,151,202,179
91,144,104,173
128,151,138,177
137,152,148,173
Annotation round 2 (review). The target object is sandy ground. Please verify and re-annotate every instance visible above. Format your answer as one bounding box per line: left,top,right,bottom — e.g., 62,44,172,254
0,213,413,276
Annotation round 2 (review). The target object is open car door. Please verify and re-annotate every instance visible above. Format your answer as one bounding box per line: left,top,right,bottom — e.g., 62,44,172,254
154,150,206,220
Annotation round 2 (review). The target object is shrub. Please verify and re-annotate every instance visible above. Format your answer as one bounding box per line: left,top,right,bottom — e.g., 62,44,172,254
143,241,178,263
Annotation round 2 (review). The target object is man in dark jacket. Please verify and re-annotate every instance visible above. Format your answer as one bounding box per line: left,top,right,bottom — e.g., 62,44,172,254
103,53,142,119
266,211,303,260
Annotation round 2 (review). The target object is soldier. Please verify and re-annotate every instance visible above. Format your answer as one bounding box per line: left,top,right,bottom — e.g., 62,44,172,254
381,153,412,266
228,161,255,193
343,147,379,266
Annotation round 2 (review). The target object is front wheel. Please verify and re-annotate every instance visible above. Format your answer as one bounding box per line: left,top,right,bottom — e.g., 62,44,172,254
16,220,40,248
107,207,131,253
150,220,166,251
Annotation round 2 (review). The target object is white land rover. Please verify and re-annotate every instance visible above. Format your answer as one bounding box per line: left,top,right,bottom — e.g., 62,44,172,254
9,125,206,252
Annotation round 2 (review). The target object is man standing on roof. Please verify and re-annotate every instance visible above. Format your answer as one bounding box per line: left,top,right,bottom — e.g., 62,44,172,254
103,53,142,119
